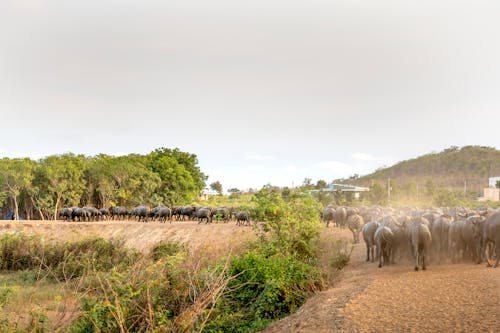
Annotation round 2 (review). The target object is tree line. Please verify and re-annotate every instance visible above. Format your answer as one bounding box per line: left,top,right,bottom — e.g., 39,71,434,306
0,148,207,220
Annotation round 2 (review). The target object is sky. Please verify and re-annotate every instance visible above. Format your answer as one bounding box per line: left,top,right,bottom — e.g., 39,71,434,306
1,0,499,191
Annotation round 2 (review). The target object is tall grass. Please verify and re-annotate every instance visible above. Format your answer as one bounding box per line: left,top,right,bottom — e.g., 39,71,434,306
0,190,352,332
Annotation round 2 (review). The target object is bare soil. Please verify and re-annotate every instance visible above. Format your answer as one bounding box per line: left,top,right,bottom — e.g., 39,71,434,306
264,227,500,333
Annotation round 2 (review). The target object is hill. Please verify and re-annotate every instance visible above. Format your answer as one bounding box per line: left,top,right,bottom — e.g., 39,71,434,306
351,146,500,194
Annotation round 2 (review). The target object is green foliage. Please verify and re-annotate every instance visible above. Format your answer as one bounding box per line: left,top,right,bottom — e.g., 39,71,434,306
368,182,387,205
148,147,207,204
432,189,469,207
37,154,88,219
329,240,352,270
69,242,201,332
206,251,322,332
315,180,328,189
0,285,13,309
251,186,321,258
210,181,223,195
0,157,36,219
352,146,500,200
0,147,206,219
67,190,328,332
150,241,187,261
0,234,135,281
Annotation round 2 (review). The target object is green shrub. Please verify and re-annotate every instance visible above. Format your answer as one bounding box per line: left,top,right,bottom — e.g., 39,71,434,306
150,241,186,261
330,240,352,270
204,249,322,332
67,192,340,332
0,234,135,281
0,285,13,309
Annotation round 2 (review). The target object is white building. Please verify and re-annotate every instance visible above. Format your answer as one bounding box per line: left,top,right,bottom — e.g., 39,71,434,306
478,176,500,202
488,176,500,188
310,183,370,200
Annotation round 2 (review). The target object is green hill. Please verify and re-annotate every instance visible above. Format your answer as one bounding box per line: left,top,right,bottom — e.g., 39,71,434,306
352,146,500,195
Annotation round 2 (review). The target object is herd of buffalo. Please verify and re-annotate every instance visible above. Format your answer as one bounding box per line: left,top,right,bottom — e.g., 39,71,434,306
58,205,251,226
321,205,500,270
58,204,500,270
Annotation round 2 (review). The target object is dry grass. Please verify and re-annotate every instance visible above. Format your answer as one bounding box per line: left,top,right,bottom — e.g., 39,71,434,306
0,220,257,253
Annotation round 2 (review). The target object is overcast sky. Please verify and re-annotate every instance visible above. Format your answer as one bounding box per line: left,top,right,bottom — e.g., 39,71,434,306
1,0,499,191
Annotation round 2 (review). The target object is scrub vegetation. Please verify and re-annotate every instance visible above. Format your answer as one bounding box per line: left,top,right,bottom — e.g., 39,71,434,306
0,187,349,332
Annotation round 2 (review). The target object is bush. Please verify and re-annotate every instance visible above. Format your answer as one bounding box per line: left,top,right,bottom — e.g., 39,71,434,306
205,250,322,332
330,240,352,270
0,234,135,281
69,190,328,332
251,187,321,259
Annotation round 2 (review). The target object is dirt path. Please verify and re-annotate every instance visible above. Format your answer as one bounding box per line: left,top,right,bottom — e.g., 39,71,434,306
264,228,500,333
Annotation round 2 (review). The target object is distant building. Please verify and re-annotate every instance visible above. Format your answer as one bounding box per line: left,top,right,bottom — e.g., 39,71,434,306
480,188,500,202
478,176,500,202
310,183,370,200
199,188,218,201
488,176,500,188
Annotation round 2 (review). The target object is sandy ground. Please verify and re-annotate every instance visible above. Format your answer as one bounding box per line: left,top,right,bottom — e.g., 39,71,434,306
264,227,500,333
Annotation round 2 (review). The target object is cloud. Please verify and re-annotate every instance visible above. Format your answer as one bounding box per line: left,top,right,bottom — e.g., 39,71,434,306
245,154,275,161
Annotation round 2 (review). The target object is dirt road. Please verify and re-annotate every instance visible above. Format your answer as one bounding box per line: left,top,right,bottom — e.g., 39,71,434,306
264,228,500,333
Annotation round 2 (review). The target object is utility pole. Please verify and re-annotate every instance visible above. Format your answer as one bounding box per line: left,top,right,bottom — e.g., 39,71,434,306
464,179,467,194
387,178,391,203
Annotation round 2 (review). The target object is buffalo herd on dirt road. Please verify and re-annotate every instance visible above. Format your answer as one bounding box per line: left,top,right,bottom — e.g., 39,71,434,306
58,205,251,226
321,205,500,270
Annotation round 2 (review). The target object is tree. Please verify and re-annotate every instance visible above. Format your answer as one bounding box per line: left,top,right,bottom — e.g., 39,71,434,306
315,180,328,189
333,189,347,206
496,180,500,189
148,148,207,204
85,154,116,208
106,155,160,207
0,158,35,220
425,179,437,198
302,178,312,187
368,182,387,205
37,154,87,220
210,181,223,196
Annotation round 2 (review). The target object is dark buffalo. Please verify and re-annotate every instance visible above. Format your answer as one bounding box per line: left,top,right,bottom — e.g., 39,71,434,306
72,207,90,222
211,207,231,223
321,208,335,227
99,208,109,221
130,206,151,222
58,207,74,221
482,212,500,268
180,206,196,221
194,207,212,224
110,206,129,220
236,211,250,226
83,206,100,221
151,206,172,223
